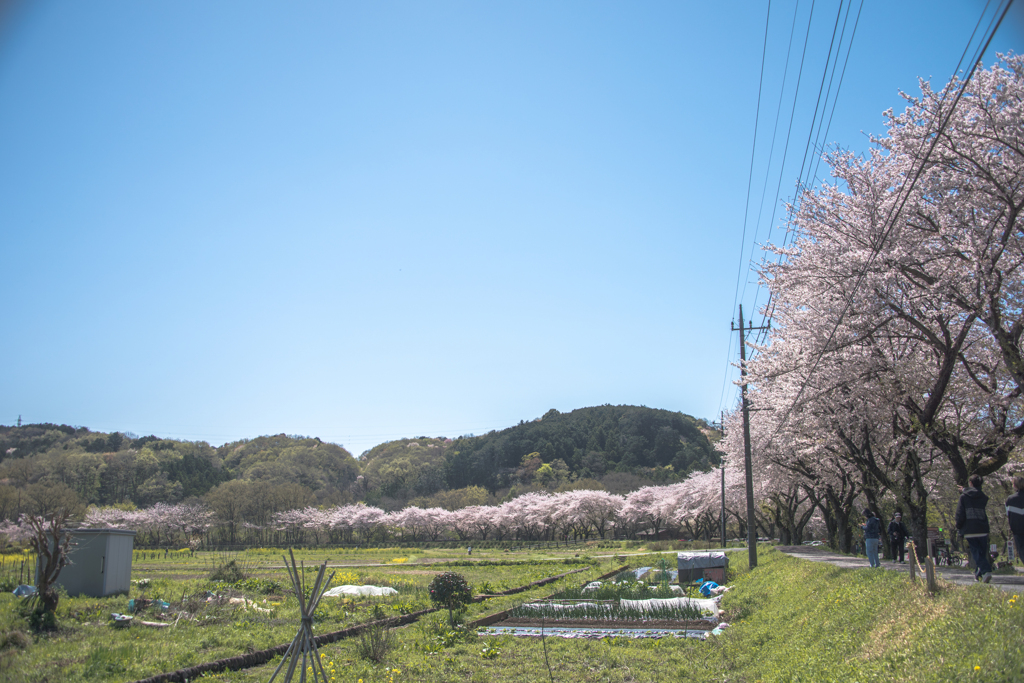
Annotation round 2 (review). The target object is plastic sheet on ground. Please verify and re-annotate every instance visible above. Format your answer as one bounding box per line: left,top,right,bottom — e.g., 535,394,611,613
481,625,711,640
620,596,719,615
636,567,679,581
322,585,398,597
110,613,134,628
586,579,683,594
227,597,272,612
129,598,170,613
12,584,36,597
699,581,719,597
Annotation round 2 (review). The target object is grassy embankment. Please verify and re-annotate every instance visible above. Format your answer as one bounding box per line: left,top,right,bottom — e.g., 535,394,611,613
0,544,1022,682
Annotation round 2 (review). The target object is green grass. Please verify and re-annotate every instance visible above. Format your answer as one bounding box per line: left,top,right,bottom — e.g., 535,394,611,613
1,544,1020,682
0,544,619,682
717,550,1024,682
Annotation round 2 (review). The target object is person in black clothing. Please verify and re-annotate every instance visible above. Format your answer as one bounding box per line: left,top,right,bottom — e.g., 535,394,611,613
955,474,993,583
887,512,909,564
1007,475,1024,564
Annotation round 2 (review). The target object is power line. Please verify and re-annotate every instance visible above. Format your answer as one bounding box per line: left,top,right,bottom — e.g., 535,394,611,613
721,0,773,418
739,0,804,314
754,0,865,347
755,0,1016,453
745,0,818,320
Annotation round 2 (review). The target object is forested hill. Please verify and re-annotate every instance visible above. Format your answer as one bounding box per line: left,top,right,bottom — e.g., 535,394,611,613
0,406,717,516
0,425,359,512
444,405,718,490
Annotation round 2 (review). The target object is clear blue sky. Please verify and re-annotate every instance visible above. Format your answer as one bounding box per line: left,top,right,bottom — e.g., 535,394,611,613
2,1,1021,456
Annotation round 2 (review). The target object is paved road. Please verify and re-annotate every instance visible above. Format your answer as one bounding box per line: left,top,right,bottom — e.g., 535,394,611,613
776,545,1024,594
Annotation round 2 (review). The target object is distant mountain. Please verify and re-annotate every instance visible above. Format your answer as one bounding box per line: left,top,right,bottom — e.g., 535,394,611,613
0,406,718,518
443,405,718,491
357,437,450,507
0,423,230,507
216,434,360,495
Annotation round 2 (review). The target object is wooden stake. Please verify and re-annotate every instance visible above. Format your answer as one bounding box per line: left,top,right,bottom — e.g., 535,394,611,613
926,556,938,594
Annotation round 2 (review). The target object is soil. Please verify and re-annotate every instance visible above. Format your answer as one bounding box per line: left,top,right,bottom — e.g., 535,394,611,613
500,617,714,630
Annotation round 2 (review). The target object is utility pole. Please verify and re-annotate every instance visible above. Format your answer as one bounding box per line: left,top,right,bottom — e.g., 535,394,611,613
720,410,726,549
733,304,768,569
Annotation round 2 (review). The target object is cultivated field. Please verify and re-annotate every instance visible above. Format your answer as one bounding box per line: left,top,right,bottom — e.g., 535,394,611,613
1,543,1022,682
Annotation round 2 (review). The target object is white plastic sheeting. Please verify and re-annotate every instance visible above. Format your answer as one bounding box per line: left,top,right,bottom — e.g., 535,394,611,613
322,585,398,597
620,596,719,615
582,580,684,595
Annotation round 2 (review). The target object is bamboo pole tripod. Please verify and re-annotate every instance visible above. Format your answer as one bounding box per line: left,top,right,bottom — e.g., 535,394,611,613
268,550,336,683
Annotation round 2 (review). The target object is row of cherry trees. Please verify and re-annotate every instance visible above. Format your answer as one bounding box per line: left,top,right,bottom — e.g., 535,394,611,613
66,468,765,547
720,55,1024,555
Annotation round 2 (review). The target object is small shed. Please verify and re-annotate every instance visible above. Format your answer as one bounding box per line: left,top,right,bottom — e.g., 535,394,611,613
677,552,730,585
44,528,136,597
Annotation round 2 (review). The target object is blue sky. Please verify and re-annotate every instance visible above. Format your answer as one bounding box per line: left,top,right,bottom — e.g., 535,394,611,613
2,1,1021,456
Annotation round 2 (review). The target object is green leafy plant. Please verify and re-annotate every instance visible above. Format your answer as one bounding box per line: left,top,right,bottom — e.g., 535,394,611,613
428,571,473,627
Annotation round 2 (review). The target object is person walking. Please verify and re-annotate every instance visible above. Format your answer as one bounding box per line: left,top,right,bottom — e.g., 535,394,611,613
1007,475,1024,565
956,474,993,583
887,512,909,564
862,508,882,568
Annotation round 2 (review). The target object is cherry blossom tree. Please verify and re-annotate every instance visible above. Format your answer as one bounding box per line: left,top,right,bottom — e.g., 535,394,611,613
767,54,1024,486
736,55,1024,554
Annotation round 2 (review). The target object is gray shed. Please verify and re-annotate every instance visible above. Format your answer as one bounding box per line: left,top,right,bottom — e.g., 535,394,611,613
44,528,136,597
677,552,730,584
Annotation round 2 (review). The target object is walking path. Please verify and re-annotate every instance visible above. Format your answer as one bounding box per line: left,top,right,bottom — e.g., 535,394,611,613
775,545,1024,594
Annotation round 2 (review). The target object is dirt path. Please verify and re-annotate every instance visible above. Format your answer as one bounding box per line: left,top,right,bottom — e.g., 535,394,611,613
775,545,1024,594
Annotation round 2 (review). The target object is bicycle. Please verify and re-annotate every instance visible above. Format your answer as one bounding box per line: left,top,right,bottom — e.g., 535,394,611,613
938,548,966,567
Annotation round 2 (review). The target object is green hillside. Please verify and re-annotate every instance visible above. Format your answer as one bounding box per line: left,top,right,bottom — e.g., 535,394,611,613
444,404,717,491
0,405,717,519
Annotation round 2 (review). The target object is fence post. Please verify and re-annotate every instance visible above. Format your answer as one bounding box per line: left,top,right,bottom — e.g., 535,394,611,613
926,555,938,593
908,542,917,583
925,539,938,593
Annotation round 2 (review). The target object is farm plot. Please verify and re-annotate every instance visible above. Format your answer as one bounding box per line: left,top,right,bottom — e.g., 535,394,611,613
482,575,722,639
0,547,614,683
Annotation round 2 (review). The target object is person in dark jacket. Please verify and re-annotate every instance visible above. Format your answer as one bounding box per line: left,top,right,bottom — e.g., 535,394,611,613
887,512,909,564
1007,475,1024,565
955,474,992,583
861,508,882,568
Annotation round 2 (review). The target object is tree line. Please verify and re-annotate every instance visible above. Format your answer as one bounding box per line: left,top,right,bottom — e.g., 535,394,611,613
719,54,1024,558
0,405,718,533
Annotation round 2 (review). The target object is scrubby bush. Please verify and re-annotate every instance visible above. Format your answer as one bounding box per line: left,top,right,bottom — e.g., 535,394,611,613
356,622,395,663
428,571,472,626
209,560,247,583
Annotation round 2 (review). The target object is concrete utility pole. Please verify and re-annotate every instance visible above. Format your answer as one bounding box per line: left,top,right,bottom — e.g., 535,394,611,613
733,304,768,570
720,410,726,549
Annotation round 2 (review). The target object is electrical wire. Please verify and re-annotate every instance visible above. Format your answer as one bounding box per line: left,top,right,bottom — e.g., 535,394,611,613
754,0,865,348
754,0,1016,452
739,1,804,314
720,0,773,418
745,0,818,321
